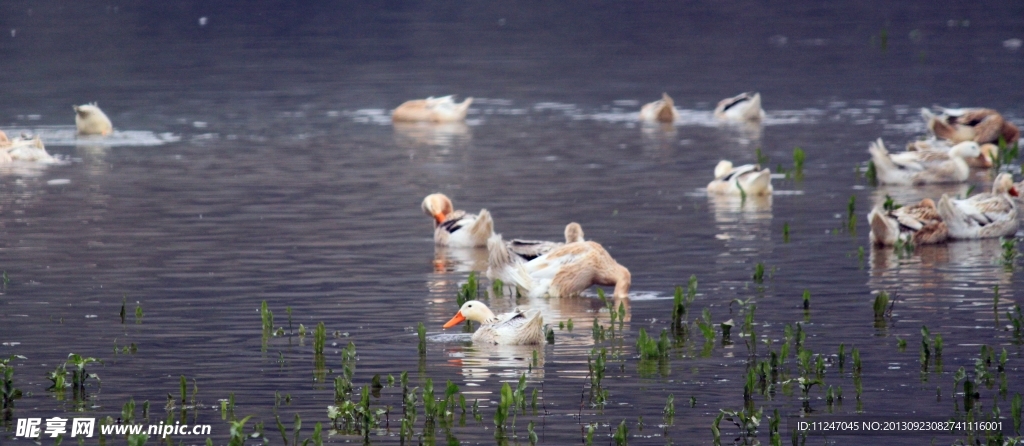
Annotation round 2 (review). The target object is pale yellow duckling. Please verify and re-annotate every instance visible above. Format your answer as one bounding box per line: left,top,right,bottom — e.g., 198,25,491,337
488,223,585,284
868,138,980,185
922,107,1019,145
706,161,773,196
393,96,473,123
937,173,1019,240
488,234,631,299
74,103,113,136
868,198,948,246
442,300,543,345
714,92,764,122
639,93,678,124
421,193,494,247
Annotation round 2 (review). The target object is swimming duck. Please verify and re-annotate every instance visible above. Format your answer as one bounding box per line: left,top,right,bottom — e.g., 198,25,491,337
937,173,1019,240
393,96,473,123
421,193,494,247
442,300,543,345
922,107,1019,145
487,223,585,283
714,92,764,122
906,138,997,168
6,134,55,163
868,138,980,185
639,93,678,124
868,198,948,246
74,104,113,136
488,234,631,299
706,161,773,196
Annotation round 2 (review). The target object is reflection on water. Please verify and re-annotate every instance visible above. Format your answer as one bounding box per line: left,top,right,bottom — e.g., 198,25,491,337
431,246,488,273
393,122,471,152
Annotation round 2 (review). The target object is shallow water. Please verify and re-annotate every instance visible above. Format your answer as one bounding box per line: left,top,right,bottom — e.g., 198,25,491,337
2,1,1024,445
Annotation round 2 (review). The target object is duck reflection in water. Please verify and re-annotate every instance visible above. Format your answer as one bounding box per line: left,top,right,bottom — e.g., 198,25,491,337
394,121,471,160
708,193,773,249
869,238,1012,305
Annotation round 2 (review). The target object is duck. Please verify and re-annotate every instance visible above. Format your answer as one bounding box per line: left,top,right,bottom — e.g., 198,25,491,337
639,93,679,124
488,234,631,299
0,130,9,148
706,161,773,196
714,92,764,122
937,173,1019,240
74,103,113,136
922,107,1019,145
6,134,55,163
421,193,494,247
442,300,543,345
393,96,473,123
906,138,998,168
868,138,980,185
868,198,948,246
487,222,585,283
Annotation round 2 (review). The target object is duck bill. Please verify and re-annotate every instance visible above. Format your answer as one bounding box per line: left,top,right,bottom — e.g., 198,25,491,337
442,311,466,329
1010,187,1019,197
433,212,446,224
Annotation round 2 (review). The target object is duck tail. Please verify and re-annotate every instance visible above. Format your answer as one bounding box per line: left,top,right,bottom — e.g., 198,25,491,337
486,233,517,280
746,93,764,120
745,168,773,195
524,310,544,343
868,207,897,246
868,138,896,173
456,97,473,119
936,194,968,236
470,209,494,246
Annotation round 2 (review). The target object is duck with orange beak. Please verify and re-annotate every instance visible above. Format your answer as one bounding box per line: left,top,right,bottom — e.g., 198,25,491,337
442,300,543,345
421,193,494,247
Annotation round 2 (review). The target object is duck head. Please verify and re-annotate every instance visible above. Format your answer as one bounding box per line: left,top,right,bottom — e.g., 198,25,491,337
948,141,982,160
564,222,584,243
422,193,454,225
442,300,497,328
993,173,1019,197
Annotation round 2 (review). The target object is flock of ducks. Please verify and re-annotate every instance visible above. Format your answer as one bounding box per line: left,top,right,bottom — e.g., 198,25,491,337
868,107,1022,246
0,104,113,164
402,94,1022,344
412,92,765,345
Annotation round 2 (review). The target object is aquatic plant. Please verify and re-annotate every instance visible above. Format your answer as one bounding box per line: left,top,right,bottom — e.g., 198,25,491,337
671,276,697,331
492,278,504,294
802,290,810,310
846,195,856,232
663,394,675,424
457,272,479,306
865,161,878,185
613,419,628,445
697,309,715,343
1011,393,1022,435
0,356,25,416
873,291,892,321
755,147,769,166
792,147,806,179
417,322,427,355
993,138,1020,171
1007,305,1024,340
587,348,608,406
752,262,765,283
782,222,790,242
1001,237,1018,269
546,327,555,344
635,328,669,359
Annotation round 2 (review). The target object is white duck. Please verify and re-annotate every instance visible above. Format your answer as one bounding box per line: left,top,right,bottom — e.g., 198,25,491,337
442,300,543,345
639,93,679,124
906,138,997,168
706,161,773,196
487,222,585,283
922,107,1019,145
488,234,631,299
421,193,494,247
937,173,1019,240
868,138,980,185
74,103,113,136
868,198,948,246
393,96,473,123
6,134,55,163
714,92,764,122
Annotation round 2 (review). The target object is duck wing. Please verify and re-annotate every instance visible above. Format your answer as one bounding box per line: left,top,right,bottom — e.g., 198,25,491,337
506,239,562,261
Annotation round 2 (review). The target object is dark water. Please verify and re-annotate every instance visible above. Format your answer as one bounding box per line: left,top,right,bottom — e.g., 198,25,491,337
2,1,1024,445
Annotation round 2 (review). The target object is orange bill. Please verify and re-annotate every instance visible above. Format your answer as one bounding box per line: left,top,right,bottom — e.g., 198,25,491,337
443,311,466,329
433,212,446,224
1010,187,1020,197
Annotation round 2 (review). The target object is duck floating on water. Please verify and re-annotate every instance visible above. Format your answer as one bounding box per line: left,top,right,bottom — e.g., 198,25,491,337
868,198,948,246
421,193,493,247
937,173,1019,240
487,222,585,284
5,134,55,163
868,138,980,185
922,107,1019,145
74,103,113,136
442,300,543,345
393,96,473,123
488,234,631,299
706,161,773,196
906,138,997,168
639,93,678,124
714,92,764,122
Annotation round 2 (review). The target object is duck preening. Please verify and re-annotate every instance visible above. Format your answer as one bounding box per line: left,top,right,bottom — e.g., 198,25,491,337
421,193,494,247
393,96,473,123
706,161,773,196
487,234,631,299
868,138,980,185
714,92,764,122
